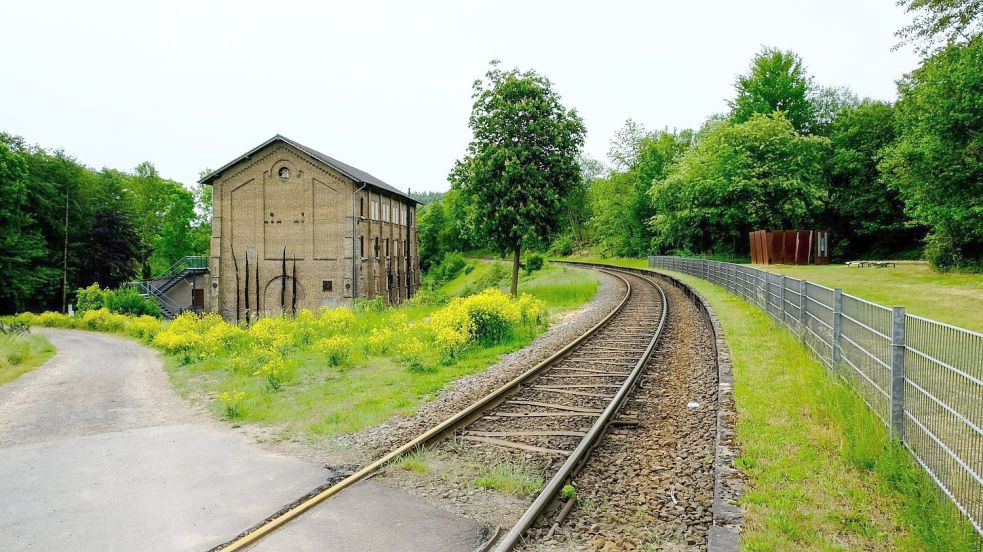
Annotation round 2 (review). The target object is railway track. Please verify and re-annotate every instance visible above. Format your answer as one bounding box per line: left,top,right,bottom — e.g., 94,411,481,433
219,266,669,552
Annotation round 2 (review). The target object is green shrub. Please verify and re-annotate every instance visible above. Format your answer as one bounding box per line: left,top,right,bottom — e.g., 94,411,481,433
315,335,355,366
75,283,161,317
549,236,574,257
353,297,386,313
76,283,105,312
427,252,469,285
104,286,161,317
524,254,544,275
36,311,76,328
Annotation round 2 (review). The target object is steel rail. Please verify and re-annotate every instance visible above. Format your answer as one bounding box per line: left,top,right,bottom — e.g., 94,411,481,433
219,268,637,552
492,268,669,551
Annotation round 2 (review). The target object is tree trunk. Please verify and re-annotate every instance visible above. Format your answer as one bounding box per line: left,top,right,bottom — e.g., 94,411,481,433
510,242,521,297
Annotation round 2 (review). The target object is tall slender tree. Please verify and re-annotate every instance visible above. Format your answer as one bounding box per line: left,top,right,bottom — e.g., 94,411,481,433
450,62,586,295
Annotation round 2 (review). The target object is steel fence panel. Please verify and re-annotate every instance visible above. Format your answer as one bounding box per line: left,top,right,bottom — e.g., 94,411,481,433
903,315,983,534
644,256,982,535
782,276,802,331
838,294,893,423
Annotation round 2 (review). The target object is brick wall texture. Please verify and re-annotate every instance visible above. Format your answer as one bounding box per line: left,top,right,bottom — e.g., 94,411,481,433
206,142,418,320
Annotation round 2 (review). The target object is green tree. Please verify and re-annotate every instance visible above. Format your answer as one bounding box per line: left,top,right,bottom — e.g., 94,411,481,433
450,63,586,295
896,0,983,55
150,185,198,274
417,200,447,270
811,85,860,136
825,100,917,258
649,113,826,254
589,128,691,257
79,209,140,289
128,162,202,277
129,162,172,278
881,36,983,269
730,47,816,133
0,142,52,313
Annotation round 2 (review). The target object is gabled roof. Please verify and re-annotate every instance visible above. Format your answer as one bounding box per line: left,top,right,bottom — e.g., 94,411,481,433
199,134,417,203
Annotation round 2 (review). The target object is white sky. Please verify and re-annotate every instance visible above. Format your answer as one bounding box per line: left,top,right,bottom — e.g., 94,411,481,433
2,0,920,193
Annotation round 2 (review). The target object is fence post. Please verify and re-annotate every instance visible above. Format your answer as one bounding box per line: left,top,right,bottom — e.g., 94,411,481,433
832,288,843,367
780,275,787,324
890,306,906,441
798,280,807,336
764,273,771,316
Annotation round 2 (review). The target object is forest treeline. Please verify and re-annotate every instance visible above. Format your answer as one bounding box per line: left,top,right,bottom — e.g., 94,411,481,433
421,3,983,273
0,133,210,314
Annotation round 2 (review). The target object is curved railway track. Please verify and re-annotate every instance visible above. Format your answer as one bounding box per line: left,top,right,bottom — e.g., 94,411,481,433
220,266,669,552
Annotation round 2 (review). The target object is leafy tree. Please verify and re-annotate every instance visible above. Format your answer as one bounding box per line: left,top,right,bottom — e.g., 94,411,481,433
152,185,199,274
450,62,586,295
408,190,446,204
649,113,826,254
558,155,602,245
80,209,141,289
0,142,51,313
825,100,918,258
0,133,203,313
811,85,860,136
881,36,983,269
440,188,478,251
606,119,648,171
128,162,202,277
417,200,447,271
730,47,816,133
589,129,691,257
896,0,983,55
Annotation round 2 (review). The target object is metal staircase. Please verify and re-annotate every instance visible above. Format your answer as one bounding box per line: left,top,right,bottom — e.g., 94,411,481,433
130,256,208,319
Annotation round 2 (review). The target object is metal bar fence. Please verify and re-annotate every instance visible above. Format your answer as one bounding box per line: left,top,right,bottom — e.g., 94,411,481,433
648,256,983,536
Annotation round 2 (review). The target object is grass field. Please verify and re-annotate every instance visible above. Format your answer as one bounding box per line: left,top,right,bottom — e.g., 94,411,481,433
442,259,599,308
561,256,981,550
565,256,982,332
167,262,599,441
766,263,983,332
0,332,55,386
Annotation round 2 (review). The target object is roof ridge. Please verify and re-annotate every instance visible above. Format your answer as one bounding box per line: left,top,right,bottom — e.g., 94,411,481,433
199,135,417,204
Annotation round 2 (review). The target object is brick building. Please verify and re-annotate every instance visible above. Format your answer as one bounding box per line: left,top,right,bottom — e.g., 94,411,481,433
199,135,419,320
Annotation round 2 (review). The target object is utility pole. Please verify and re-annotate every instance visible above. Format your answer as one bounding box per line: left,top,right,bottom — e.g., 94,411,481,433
62,188,69,313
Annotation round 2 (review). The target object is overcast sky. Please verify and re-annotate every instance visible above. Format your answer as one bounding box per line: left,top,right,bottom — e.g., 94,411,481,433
2,1,920,193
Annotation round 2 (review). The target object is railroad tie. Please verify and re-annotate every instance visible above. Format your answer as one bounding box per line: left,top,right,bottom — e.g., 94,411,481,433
531,384,622,389
505,400,603,413
483,411,600,419
465,430,587,438
530,387,616,399
461,435,570,456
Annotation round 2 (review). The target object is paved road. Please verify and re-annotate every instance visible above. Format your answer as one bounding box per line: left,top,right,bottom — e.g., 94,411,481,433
0,329,492,552
0,329,329,552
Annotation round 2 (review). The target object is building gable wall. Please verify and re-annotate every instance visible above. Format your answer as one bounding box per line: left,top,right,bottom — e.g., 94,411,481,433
206,141,418,320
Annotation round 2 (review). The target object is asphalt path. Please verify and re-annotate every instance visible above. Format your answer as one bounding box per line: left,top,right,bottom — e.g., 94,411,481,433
0,329,329,551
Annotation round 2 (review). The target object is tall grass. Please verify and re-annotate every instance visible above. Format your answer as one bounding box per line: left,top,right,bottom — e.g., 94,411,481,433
473,461,545,497
0,333,55,386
